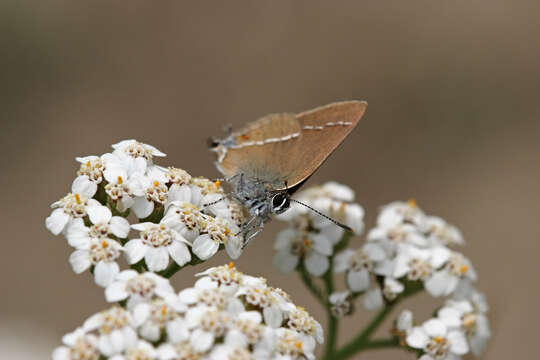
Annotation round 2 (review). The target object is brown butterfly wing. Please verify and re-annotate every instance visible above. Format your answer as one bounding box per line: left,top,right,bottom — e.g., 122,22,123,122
213,100,367,190
214,113,303,188
279,100,367,189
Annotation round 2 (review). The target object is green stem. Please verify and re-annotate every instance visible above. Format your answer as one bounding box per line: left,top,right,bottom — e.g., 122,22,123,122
322,269,337,358
139,205,165,224
297,261,340,359
160,262,181,278
359,337,400,350
130,259,147,273
324,310,338,359
333,301,397,359
95,182,108,206
298,265,326,306
159,256,204,278
331,281,424,360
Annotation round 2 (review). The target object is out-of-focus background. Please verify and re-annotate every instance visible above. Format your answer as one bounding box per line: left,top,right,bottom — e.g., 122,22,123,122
2,1,539,358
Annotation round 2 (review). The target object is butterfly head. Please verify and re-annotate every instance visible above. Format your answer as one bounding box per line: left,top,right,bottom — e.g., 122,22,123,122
270,192,290,214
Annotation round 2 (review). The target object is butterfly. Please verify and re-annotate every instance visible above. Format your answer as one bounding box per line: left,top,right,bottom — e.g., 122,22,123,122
208,100,367,244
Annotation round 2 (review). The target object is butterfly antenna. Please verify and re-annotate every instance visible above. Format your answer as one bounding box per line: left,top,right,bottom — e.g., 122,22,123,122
201,178,230,208
289,198,353,232
201,197,226,208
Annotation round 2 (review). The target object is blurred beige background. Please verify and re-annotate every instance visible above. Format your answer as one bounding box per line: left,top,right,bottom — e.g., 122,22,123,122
2,1,539,358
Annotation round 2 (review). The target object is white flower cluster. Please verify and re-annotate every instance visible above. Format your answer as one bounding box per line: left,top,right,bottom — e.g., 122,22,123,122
53,263,324,360
330,199,480,310
396,283,491,360
45,140,245,287
274,184,491,358
273,182,364,276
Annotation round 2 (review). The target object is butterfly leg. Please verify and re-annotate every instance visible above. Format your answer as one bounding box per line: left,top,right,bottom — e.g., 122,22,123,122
201,174,242,209
235,215,257,237
241,219,265,249
226,173,242,184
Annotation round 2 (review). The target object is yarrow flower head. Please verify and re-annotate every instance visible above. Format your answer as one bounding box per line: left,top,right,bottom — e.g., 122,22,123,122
69,235,123,287
351,199,479,300
333,243,387,292
124,221,192,272
46,140,249,286
53,263,323,360
438,297,491,356
105,270,175,308
109,139,166,174
274,182,364,276
162,189,244,261
82,306,139,356
328,290,352,318
393,309,414,345
48,140,491,360
46,176,99,235
66,205,131,248
76,156,105,184
406,318,469,360
52,327,100,360
62,203,130,287
392,285,490,358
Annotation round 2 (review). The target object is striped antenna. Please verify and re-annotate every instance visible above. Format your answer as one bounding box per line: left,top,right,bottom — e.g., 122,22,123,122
289,198,353,232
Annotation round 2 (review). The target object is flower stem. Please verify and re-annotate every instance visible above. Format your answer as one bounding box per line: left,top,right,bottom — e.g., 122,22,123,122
330,281,424,360
159,256,204,278
298,265,326,307
297,264,340,359
130,259,147,273
332,302,397,359
323,252,348,359
322,269,338,358
160,263,181,278
358,337,400,349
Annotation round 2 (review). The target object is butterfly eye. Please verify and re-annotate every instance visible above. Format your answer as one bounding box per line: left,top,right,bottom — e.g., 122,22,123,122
206,137,220,149
271,193,290,214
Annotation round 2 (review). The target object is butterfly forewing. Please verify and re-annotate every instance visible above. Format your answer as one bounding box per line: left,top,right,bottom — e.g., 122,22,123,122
212,100,367,190
215,113,302,187
283,100,367,189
